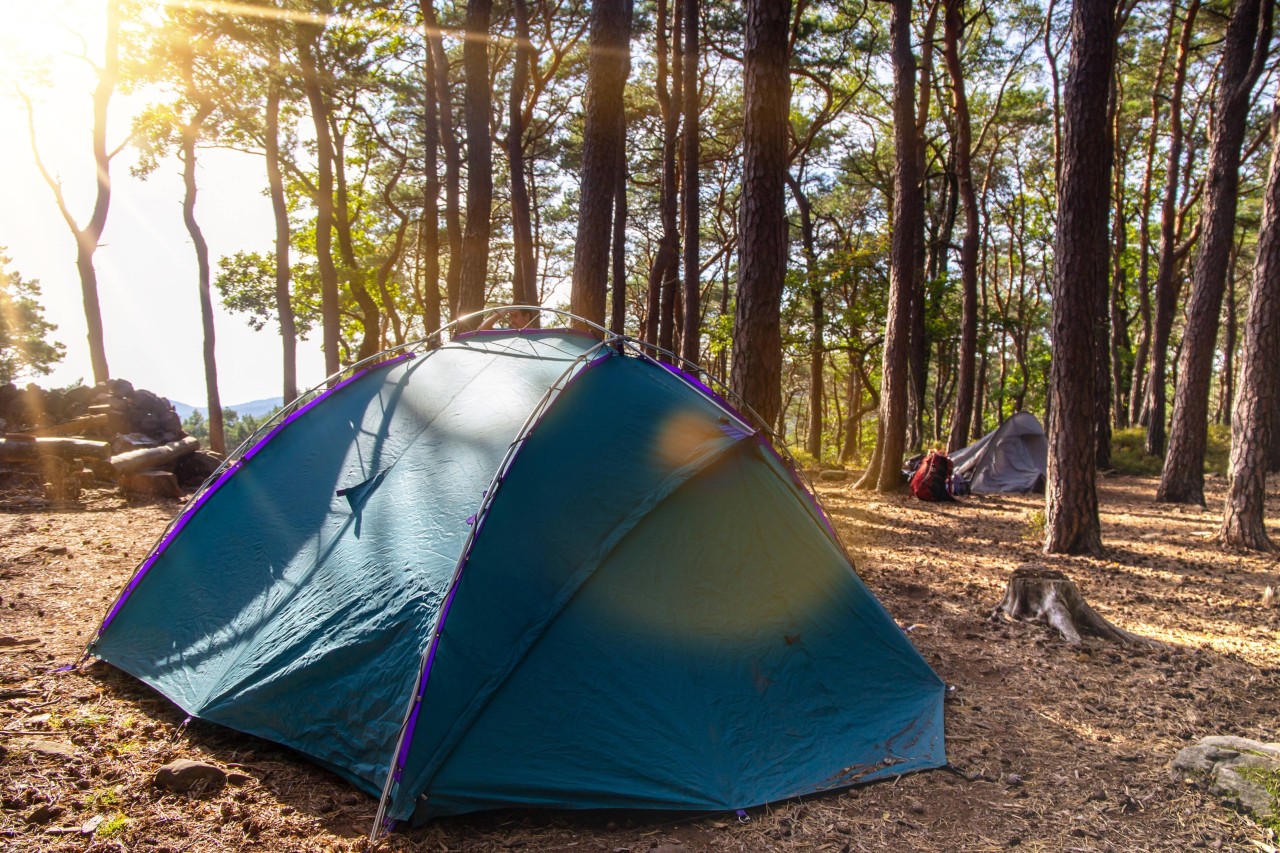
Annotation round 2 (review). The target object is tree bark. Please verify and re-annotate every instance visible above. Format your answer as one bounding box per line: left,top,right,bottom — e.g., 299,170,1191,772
943,0,979,454
611,136,629,337
179,96,223,456
1221,92,1280,551
1044,0,1115,556
993,565,1146,645
907,2,938,454
858,0,919,491
425,5,463,321
109,436,200,477
642,0,675,347
680,0,701,365
457,0,494,329
508,0,538,315
730,0,791,431
296,26,341,377
655,0,682,356
1143,0,1199,454
1158,0,1272,505
1217,242,1239,425
570,0,631,331
418,0,443,336
264,44,297,402
610,0,634,338
1128,2,1179,426
789,175,823,460
1096,65,1121,468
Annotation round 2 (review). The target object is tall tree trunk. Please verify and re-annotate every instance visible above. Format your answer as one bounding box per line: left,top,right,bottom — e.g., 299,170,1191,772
425,5,463,320
175,33,222,454
943,0,979,453
730,0,791,430
330,127,382,360
1109,101,1129,432
1158,0,1272,505
25,0,123,383
611,142,629,336
418,0,443,336
1221,92,1280,551
908,2,938,454
656,0,682,355
265,53,297,402
457,0,494,329
1128,1,1179,424
789,175,823,460
1218,241,1240,425
862,0,919,491
570,0,631,330
1269,391,1280,474
1096,62,1120,469
508,0,538,313
296,26,341,377
1144,0,1200,452
643,0,676,349
680,0,701,364
840,359,864,463
610,0,634,337
1044,0,1116,556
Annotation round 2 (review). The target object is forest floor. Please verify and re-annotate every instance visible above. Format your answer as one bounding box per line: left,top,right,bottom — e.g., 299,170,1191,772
1,473,1278,852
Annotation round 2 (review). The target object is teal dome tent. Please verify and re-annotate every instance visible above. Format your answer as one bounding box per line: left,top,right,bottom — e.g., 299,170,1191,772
89,309,945,838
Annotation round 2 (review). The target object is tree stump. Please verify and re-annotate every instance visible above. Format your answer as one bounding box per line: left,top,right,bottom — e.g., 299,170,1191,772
991,564,1145,645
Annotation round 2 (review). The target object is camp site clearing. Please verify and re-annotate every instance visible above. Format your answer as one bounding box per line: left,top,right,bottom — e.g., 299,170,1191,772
1,470,1277,851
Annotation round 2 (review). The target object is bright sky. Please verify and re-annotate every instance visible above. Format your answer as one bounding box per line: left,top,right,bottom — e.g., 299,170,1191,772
0,1,326,406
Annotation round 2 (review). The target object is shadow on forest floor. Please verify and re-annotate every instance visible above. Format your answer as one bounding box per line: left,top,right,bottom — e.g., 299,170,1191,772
0,476,1277,851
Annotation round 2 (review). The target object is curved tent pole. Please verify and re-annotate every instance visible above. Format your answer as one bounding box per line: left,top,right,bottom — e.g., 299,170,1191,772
367,315,854,840
368,332,619,838
90,308,607,647
84,303,856,834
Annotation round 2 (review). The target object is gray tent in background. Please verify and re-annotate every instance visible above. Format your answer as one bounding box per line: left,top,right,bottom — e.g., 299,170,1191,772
950,412,1047,493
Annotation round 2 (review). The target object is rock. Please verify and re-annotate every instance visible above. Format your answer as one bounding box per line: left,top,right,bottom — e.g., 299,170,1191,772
23,740,77,761
652,845,685,853
154,759,227,792
1171,735,1280,820
819,469,847,482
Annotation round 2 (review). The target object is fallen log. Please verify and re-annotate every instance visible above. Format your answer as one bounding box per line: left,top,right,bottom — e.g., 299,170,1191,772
29,413,111,438
0,436,112,462
109,436,200,477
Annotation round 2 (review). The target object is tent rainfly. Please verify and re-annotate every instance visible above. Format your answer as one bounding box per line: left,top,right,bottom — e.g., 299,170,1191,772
89,314,946,835
950,412,1048,493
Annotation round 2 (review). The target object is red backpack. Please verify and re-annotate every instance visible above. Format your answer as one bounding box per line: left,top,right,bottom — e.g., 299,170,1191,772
910,450,955,502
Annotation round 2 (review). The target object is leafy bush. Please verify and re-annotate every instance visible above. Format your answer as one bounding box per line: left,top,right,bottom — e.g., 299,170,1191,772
1023,508,1046,541
1110,428,1164,475
1110,426,1230,476
787,446,819,470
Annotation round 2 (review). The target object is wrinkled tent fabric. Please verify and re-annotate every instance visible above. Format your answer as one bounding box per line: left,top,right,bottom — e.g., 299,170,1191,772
91,330,946,825
949,412,1048,493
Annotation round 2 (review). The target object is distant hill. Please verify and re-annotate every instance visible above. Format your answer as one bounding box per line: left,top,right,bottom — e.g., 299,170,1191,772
170,397,284,420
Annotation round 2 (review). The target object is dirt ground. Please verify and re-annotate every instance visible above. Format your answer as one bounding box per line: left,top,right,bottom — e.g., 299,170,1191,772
1,473,1278,852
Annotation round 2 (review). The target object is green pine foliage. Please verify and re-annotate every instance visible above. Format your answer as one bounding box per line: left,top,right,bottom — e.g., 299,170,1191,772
0,249,64,384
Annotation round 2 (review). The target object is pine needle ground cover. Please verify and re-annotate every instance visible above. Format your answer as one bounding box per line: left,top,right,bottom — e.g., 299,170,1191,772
1,475,1277,851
